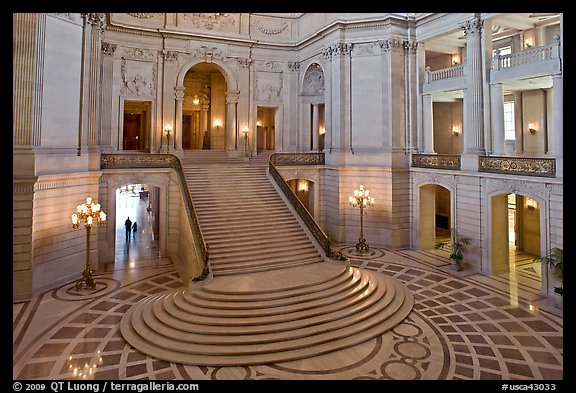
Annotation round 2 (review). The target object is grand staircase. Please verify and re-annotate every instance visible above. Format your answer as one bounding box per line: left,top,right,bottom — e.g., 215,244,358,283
120,150,414,366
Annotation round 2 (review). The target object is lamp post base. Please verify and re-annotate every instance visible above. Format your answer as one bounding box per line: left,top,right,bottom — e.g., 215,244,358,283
76,266,96,290
355,234,370,253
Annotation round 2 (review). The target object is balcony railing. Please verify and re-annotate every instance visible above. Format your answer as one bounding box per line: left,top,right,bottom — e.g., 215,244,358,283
493,37,561,71
424,64,465,83
411,154,461,170
100,153,210,280
268,152,346,262
478,156,556,177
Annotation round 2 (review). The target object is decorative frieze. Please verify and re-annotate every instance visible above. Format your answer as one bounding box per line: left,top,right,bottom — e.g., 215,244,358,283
412,154,461,170
484,178,550,201
288,62,300,72
478,156,556,177
379,38,404,53
254,60,282,72
182,13,235,30
270,153,325,166
122,47,157,61
322,42,353,61
163,50,179,63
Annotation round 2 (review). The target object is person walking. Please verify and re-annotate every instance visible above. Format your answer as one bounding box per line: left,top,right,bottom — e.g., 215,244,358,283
132,221,138,237
124,217,132,241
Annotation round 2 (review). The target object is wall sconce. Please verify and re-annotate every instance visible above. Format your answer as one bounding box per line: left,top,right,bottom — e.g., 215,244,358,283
242,126,249,158
451,53,460,66
528,122,536,135
192,95,200,106
525,197,538,210
524,39,533,48
164,123,173,154
319,125,326,135
451,126,461,136
213,119,222,128
297,179,308,193
256,120,262,127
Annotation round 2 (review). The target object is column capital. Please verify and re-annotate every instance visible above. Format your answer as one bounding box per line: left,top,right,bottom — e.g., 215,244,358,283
459,16,484,36
174,86,185,100
226,89,240,104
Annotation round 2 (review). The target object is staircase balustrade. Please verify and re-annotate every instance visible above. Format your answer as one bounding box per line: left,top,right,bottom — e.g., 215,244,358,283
268,153,347,262
100,153,210,280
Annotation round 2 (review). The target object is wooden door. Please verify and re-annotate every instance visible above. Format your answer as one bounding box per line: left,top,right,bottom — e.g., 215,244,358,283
123,113,141,150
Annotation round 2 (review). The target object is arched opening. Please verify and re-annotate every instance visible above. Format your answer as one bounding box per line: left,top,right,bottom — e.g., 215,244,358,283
287,178,315,217
182,63,227,150
419,184,452,250
113,183,160,270
301,63,325,152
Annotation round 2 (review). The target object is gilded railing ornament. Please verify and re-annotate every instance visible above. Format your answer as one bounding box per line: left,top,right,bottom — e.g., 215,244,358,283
479,156,556,177
269,153,347,262
411,154,461,170
101,154,210,280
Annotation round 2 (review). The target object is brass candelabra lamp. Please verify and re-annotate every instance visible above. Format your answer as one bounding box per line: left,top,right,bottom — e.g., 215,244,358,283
71,196,107,290
349,185,375,253
242,126,249,158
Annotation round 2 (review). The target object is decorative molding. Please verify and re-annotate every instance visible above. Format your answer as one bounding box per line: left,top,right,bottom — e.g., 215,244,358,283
478,156,556,178
163,50,179,63
484,178,549,200
270,153,325,166
252,18,288,35
254,60,282,72
126,13,163,19
174,86,186,100
225,89,240,104
353,42,380,56
412,171,456,189
182,13,235,30
412,154,461,170
379,38,404,53
404,40,419,54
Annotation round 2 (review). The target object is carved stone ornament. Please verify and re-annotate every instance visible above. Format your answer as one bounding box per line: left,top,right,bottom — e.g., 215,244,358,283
101,42,117,56
183,13,235,30
191,46,225,63
123,47,157,61
120,58,156,97
252,18,288,35
484,178,548,200
459,16,484,36
413,171,456,189
322,42,353,61
288,62,300,72
379,38,404,53
256,74,283,103
302,64,324,95
126,13,163,19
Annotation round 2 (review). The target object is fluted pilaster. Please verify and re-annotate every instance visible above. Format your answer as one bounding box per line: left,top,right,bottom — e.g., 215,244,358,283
490,82,505,155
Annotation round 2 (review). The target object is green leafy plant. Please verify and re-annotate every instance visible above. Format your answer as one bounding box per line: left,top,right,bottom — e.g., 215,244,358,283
435,229,471,271
533,248,563,296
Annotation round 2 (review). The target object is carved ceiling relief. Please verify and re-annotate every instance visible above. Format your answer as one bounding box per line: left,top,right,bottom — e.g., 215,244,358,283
120,58,157,97
182,13,236,31
251,18,289,36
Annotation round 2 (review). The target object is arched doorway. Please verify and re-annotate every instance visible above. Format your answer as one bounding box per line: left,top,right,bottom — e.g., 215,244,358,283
419,184,452,250
181,63,227,150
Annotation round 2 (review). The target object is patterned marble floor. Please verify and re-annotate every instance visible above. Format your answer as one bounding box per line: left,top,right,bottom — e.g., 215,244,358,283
13,191,563,381
13,245,563,381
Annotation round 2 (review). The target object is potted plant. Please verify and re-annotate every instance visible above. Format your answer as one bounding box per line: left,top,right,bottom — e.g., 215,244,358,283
533,248,563,308
435,230,471,271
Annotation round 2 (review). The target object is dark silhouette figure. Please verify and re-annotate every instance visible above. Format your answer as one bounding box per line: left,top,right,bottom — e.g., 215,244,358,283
124,217,132,241
132,222,138,237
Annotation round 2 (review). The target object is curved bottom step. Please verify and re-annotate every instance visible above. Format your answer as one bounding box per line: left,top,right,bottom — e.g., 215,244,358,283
120,262,414,366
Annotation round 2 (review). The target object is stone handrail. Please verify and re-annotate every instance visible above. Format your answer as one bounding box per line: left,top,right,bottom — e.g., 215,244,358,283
493,37,560,70
478,156,556,177
424,64,465,84
100,153,210,280
268,153,347,261
411,154,461,170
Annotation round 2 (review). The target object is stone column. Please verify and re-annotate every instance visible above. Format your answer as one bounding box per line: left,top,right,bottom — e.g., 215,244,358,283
226,90,239,151
552,73,563,177
312,103,319,151
460,15,486,166
174,86,185,152
100,42,117,151
200,104,209,149
490,82,505,155
513,92,523,154
422,93,435,153
82,13,105,149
